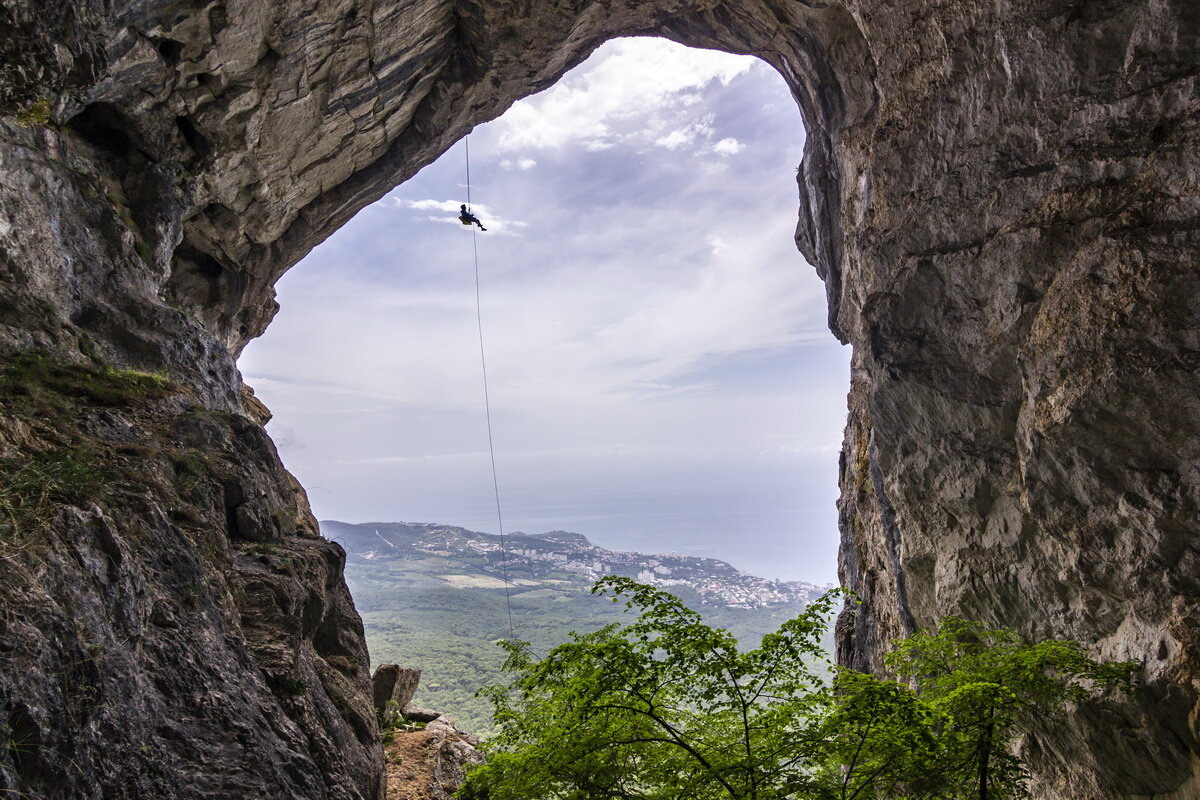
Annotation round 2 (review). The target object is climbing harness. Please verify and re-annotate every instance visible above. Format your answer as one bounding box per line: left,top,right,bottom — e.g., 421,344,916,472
464,135,517,640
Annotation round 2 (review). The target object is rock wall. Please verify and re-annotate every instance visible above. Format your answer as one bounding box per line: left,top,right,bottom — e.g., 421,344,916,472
0,111,383,796
0,0,1196,797
826,3,1200,796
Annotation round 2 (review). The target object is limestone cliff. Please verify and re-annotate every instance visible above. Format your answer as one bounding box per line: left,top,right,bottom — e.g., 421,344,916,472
0,0,1196,798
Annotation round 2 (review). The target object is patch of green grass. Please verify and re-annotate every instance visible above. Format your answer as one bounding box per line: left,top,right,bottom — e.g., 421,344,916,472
94,365,173,401
0,352,173,413
0,355,173,539
13,97,52,126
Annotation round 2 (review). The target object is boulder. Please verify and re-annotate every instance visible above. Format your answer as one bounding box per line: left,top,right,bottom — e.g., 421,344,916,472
430,730,486,800
371,665,422,717
401,704,442,724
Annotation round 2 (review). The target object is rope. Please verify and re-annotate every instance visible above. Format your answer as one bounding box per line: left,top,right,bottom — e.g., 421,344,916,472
466,136,516,640
465,136,472,209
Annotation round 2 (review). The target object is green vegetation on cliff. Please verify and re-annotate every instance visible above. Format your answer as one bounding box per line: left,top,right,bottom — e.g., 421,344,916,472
0,353,174,540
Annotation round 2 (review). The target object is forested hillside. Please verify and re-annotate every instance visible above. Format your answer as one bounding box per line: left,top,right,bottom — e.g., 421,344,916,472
325,520,833,733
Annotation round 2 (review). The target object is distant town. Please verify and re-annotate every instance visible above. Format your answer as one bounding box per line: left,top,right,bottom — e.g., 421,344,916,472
329,520,831,609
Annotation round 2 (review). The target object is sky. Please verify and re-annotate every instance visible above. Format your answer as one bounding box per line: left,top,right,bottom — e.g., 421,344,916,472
237,38,851,583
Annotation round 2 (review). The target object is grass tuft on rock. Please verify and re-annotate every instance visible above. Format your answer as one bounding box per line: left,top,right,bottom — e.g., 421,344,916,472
0,449,101,538
0,352,173,413
0,353,177,542
12,97,52,126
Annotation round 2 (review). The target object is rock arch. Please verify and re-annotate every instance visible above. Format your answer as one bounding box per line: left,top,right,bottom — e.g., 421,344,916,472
0,0,1197,797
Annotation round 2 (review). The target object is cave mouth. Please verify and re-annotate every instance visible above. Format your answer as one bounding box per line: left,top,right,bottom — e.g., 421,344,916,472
5,0,1194,794
239,37,848,587
237,37,850,732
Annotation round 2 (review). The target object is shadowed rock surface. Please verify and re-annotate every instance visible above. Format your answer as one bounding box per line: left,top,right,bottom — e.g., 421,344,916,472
0,0,1196,798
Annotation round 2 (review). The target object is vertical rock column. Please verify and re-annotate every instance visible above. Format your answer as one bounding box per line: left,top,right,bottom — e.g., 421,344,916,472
826,0,1200,796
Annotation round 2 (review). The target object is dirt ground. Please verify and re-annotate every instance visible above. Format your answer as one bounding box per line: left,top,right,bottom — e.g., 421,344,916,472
385,730,440,800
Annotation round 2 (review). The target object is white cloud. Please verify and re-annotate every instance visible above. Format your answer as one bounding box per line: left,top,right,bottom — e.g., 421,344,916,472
500,158,538,171
713,138,744,155
401,198,461,212
653,118,715,150
654,130,692,150
393,197,527,235
531,236,824,401
495,38,756,153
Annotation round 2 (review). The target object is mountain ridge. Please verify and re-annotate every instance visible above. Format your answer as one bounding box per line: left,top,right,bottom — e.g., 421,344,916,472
323,519,830,609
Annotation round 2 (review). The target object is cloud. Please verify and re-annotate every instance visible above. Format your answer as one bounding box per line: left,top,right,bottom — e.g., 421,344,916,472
499,158,538,171
713,138,744,155
393,197,528,235
495,38,756,154
653,117,715,150
402,198,461,212
533,235,825,400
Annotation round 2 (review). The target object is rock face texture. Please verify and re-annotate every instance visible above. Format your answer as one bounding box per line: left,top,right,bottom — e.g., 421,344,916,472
0,0,1196,798
0,358,383,797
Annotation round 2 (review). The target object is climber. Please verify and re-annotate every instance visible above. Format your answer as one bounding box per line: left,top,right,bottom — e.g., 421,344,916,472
459,204,486,231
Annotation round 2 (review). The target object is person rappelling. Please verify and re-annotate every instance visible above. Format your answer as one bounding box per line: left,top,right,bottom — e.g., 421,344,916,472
459,204,487,231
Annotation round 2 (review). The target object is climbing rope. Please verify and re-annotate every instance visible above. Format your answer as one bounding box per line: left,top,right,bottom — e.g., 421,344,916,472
465,135,517,640
465,136,473,209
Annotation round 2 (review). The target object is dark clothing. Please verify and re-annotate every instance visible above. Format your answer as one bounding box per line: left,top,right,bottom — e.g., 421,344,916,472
459,204,486,231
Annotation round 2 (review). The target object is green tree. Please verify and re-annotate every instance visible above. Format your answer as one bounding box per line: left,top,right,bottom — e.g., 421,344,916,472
460,580,1135,800
461,577,839,800
876,617,1134,800
811,668,944,799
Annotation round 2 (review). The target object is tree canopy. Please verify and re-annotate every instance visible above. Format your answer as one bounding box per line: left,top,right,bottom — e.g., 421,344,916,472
459,578,1135,800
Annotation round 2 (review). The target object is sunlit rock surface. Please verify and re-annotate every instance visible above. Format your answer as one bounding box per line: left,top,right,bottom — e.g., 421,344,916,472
0,0,1196,797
